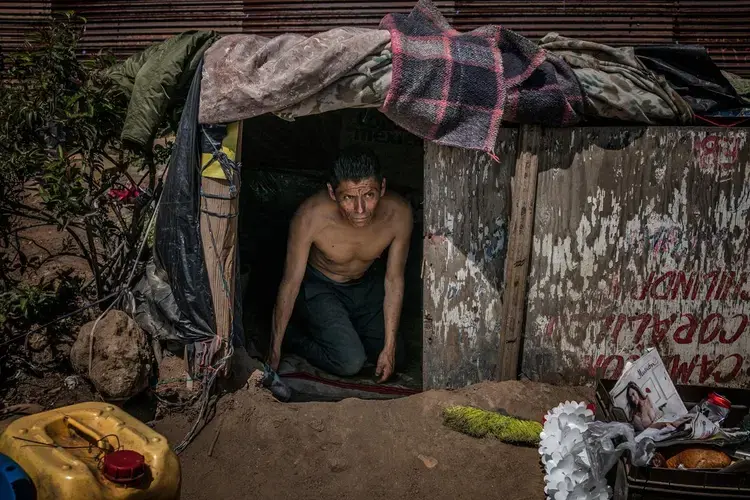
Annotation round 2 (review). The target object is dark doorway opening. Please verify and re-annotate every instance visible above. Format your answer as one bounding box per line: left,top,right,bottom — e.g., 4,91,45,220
237,109,424,401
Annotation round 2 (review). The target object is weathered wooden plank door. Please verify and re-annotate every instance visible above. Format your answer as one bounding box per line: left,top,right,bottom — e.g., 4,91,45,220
422,131,516,389
523,127,750,388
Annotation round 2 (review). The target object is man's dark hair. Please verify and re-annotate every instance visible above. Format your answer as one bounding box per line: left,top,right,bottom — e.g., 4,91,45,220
328,147,382,189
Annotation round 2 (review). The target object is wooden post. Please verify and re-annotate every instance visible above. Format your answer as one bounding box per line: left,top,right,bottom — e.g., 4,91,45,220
199,121,242,375
498,125,541,381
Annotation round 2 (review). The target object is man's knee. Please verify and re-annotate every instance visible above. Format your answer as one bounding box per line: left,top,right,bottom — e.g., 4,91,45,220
328,347,367,377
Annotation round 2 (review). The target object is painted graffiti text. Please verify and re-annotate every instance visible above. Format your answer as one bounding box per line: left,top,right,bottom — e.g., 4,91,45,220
586,352,745,385
631,269,750,302
695,134,739,177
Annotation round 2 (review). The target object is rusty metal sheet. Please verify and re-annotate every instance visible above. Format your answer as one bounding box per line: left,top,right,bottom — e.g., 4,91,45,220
239,0,749,78
453,1,750,77
422,130,515,389
0,1,51,52
675,1,750,78
54,0,244,58
454,1,675,44
522,127,750,388
242,0,455,35
1,1,743,77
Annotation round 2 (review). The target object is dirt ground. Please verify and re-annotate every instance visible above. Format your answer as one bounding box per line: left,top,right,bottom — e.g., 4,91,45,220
4,182,593,500
155,380,592,500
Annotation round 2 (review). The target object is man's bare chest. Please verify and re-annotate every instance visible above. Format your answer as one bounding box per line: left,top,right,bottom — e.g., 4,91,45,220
313,226,393,265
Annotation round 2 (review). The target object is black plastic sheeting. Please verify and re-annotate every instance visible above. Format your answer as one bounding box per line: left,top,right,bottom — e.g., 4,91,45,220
134,59,243,347
635,45,749,114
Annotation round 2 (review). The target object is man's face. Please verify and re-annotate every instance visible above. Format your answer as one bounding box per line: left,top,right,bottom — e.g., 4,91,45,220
328,177,385,227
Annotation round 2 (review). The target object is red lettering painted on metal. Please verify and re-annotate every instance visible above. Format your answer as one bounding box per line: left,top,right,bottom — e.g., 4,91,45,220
630,270,750,302
585,352,745,384
651,313,677,345
673,313,698,344
696,135,739,177
672,271,697,300
699,313,724,344
632,272,654,301
705,271,722,301
651,271,677,300
714,354,744,384
610,314,627,344
630,314,653,345
721,314,748,344
699,354,724,384
670,355,699,384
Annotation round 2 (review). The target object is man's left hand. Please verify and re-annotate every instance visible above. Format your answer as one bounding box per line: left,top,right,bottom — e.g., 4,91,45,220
376,346,395,383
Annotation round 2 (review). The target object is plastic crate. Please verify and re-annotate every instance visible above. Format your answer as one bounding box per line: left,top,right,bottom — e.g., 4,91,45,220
0,452,36,500
595,380,750,500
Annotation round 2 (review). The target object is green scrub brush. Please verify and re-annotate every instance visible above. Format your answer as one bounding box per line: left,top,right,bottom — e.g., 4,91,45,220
442,405,543,446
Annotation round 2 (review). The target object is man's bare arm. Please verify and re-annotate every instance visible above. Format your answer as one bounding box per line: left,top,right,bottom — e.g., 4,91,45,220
377,202,413,382
269,203,314,369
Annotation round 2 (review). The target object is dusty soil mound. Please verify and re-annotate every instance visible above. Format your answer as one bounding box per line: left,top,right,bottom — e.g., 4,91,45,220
155,380,592,500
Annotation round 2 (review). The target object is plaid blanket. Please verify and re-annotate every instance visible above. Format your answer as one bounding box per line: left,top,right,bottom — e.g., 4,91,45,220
379,0,583,155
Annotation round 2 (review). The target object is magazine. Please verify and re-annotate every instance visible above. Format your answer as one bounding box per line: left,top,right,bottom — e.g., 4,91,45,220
609,348,687,433
609,348,750,448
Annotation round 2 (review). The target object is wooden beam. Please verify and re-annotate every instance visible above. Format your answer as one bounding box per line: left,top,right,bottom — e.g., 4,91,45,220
199,121,242,376
498,125,541,381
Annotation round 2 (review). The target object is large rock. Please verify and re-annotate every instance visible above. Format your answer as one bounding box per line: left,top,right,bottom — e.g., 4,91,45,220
70,310,152,400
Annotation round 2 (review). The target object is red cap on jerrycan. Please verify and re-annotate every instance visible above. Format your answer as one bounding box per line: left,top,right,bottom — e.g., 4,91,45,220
102,450,147,484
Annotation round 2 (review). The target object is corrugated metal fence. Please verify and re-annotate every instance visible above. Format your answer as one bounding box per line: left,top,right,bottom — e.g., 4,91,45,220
1,1,749,76
0,2,51,53
54,0,244,57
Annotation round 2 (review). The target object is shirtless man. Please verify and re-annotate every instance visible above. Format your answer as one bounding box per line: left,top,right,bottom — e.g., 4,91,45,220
267,148,413,383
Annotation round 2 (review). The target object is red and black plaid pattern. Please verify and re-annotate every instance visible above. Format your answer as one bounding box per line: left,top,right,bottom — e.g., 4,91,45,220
379,0,583,155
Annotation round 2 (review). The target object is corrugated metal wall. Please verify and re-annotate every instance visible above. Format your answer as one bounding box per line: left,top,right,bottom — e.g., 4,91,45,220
675,1,750,78
452,1,750,80
53,0,244,57
2,1,749,76
240,1,453,35
240,0,750,76
0,1,51,53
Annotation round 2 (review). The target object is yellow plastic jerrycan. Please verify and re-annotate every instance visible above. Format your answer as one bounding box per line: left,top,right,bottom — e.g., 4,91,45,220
0,402,180,499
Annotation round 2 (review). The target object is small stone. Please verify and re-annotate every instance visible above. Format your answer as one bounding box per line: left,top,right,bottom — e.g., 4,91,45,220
417,454,438,469
247,369,264,388
29,347,55,369
27,332,49,351
27,331,56,368
329,459,349,473
309,419,325,432
64,375,80,390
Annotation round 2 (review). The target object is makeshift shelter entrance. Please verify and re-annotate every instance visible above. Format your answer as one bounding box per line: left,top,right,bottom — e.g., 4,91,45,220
123,0,750,405
130,0,588,402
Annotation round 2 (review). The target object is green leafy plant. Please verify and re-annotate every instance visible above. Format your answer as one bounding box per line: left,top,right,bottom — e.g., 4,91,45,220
0,12,157,305
0,276,79,330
